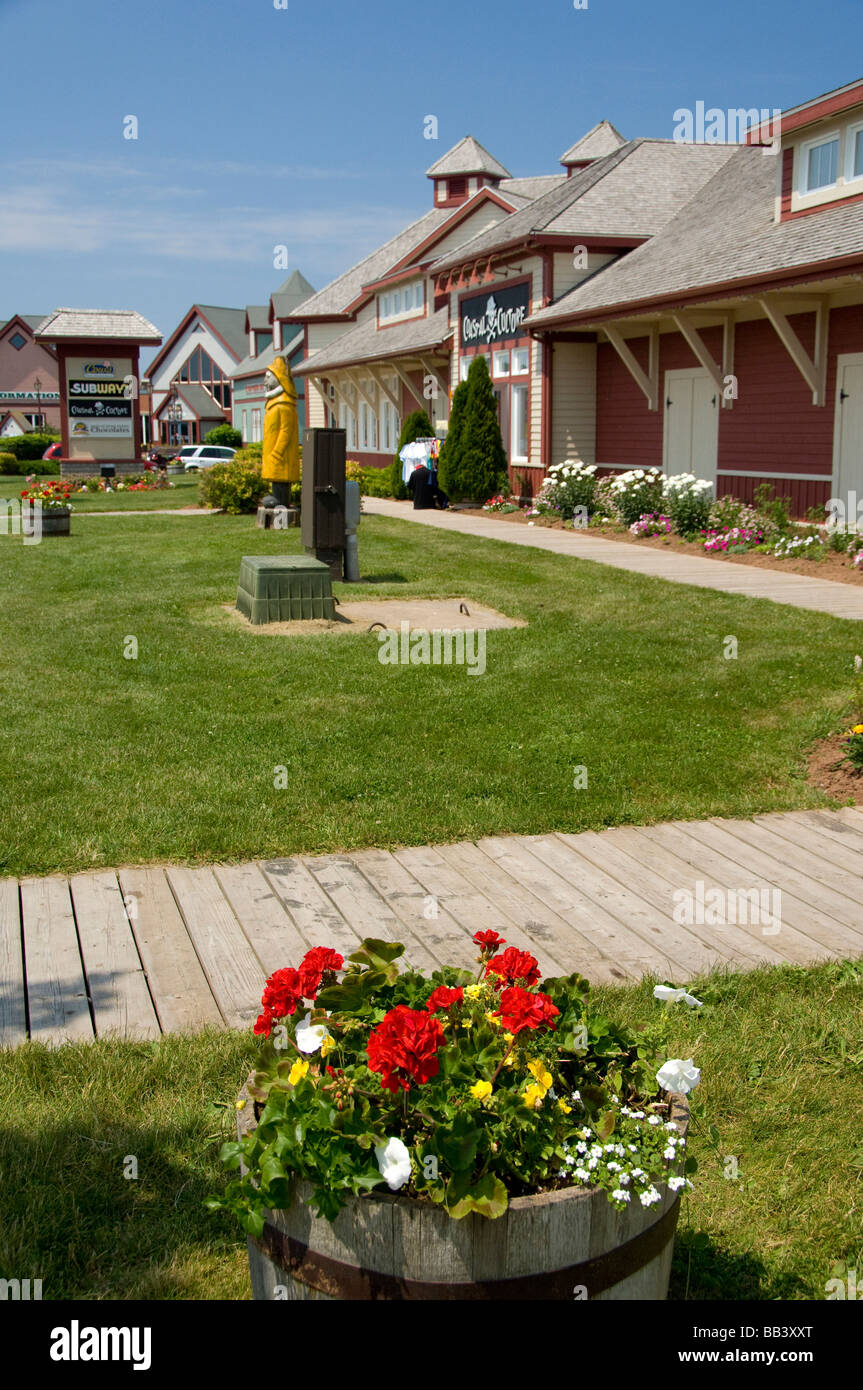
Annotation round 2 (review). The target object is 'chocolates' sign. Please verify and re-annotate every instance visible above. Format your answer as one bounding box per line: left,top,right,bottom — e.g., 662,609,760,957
460,282,530,345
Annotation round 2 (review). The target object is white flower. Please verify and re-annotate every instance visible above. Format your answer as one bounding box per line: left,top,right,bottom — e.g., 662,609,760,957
611,1188,631,1203
653,985,703,1009
574,1167,591,1181
294,1011,332,1054
668,1175,688,1192
647,1115,661,1126
607,1161,621,1173
374,1136,412,1191
656,1058,701,1095
663,1146,677,1160
639,1186,662,1207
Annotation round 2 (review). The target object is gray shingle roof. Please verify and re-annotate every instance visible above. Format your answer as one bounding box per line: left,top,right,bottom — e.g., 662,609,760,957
174,384,225,419
426,136,511,180
270,269,316,320
288,207,458,319
294,307,452,376
525,144,863,326
499,174,568,201
429,141,735,273
245,305,270,332
193,305,248,359
1,314,48,334
232,328,304,379
560,120,627,165
34,308,161,342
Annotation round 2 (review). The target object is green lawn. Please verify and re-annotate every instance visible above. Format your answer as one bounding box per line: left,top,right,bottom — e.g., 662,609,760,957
0,509,859,878
0,473,202,510
1,959,859,1300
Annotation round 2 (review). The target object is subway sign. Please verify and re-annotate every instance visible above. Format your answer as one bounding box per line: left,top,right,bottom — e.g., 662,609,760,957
68,379,129,397
460,282,530,345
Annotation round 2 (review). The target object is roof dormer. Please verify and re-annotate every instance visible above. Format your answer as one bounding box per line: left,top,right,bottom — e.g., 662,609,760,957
560,120,626,176
427,136,511,208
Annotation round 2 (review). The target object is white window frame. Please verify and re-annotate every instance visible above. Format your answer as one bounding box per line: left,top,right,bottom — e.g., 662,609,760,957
845,119,863,185
511,346,530,375
510,383,529,464
798,131,840,195
493,349,511,378
378,280,425,325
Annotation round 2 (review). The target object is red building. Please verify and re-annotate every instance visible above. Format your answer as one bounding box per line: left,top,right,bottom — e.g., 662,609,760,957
525,79,863,517
0,314,61,436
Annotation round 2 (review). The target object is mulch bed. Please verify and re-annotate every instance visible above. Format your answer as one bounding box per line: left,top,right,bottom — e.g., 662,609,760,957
807,732,863,802
455,508,863,588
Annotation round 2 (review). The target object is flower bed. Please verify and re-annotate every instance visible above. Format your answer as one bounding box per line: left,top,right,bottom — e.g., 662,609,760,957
211,934,698,1235
19,479,74,510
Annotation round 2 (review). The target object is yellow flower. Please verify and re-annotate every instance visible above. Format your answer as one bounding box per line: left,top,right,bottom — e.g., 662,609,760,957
558,1098,572,1114
503,1053,516,1068
527,1060,553,1093
235,1099,246,1111
852,724,863,734
470,1080,493,1100
485,1011,500,1025
320,1035,335,1058
503,1032,515,1046
523,1083,545,1110
288,1059,310,1086
465,984,484,999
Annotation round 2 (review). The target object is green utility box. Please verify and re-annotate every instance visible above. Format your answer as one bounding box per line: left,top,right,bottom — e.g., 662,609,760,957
236,555,335,624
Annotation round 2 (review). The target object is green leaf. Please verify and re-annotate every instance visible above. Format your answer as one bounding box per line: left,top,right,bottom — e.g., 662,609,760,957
596,1110,616,1142
219,1141,243,1170
684,1155,698,1175
448,1174,509,1220
437,1113,479,1171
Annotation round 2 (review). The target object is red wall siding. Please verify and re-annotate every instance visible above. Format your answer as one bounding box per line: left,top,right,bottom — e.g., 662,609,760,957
595,305,863,515
780,148,793,217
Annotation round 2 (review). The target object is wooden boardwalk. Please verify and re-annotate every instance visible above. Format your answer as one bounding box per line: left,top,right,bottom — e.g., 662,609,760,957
3,807,863,1046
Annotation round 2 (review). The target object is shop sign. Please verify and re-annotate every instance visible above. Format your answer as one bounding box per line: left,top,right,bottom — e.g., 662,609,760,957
69,399,132,419
460,282,530,345
82,362,115,376
69,419,133,438
0,390,60,401
68,378,129,397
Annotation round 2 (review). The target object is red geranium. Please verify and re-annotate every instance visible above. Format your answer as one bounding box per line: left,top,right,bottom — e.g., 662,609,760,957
367,1005,446,1093
298,946,344,1000
425,985,463,1013
473,930,506,951
261,966,302,1019
253,1008,275,1038
485,947,541,988
495,986,559,1035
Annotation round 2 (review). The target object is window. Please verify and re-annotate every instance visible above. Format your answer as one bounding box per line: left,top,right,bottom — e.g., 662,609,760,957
847,124,863,182
511,346,530,375
510,384,529,463
9,332,26,350
805,136,839,191
459,357,470,382
493,350,511,378
856,129,863,178
252,409,262,442
378,280,425,324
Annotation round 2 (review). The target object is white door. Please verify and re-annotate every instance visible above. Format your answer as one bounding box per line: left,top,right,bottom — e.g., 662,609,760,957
834,355,863,502
663,368,719,484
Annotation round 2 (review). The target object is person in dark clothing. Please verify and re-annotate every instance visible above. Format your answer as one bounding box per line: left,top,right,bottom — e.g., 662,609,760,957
407,464,435,509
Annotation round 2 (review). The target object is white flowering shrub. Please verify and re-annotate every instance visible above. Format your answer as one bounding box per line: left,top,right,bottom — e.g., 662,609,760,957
608,468,664,526
663,473,714,536
539,461,598,520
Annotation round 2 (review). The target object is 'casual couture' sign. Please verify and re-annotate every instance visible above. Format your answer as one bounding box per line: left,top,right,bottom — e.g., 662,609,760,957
460,283,530,345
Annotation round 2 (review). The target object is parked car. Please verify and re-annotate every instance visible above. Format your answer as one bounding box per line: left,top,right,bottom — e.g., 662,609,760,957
42,442,64,461
173,444,237,472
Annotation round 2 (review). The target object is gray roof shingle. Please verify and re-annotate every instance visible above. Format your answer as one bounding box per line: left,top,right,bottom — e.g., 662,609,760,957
174,383,225,419
426,136,511,180
270,269,316,320
525,144,863,326
430,140,736,273
35,308,161,341
560,120,627,165
294,308,452,376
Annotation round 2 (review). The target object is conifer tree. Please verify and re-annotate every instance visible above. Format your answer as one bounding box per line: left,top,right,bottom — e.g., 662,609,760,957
438,379,469,499
454,356,508,502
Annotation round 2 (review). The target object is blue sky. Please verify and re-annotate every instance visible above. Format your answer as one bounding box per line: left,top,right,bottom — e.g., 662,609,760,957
2,0,861,370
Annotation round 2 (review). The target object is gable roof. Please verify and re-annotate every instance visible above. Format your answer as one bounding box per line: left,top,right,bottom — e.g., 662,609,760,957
232,328,304,380
429,140,736,273
426,136,511,180
560,120,627,165
34,308,161,342
293,306,452,377
525,144,863,327
191,305,247,359
270,269,316,320
245,305,270,332
2,314,48,335
173,383,225,419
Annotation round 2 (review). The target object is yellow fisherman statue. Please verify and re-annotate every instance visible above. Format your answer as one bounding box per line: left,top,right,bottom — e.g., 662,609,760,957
261,355,301,509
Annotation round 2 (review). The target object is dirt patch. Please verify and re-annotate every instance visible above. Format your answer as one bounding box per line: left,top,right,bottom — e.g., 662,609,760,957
807,732,863,802
221,596,526,637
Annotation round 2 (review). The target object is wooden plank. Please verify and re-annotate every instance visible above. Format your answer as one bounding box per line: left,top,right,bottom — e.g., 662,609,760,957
587,826,788,968
69,872,160,1040
261,857,362,958
166,867,266,1030
214,863,308,975
20,878,93,1044
707,818,863,941
636,822,850,962
787,809,863,854
752,811,863,878
435,840,631,983
531,833,727,977
476,835,690,979
393,842,571,978
837,806,863,833
118,867,222,1034
305,853,440,976
0,879,27,1046
348,848,477,972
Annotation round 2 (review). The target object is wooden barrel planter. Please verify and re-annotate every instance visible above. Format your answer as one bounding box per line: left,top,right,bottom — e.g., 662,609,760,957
41,507,71,536
238,1084,688,1301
